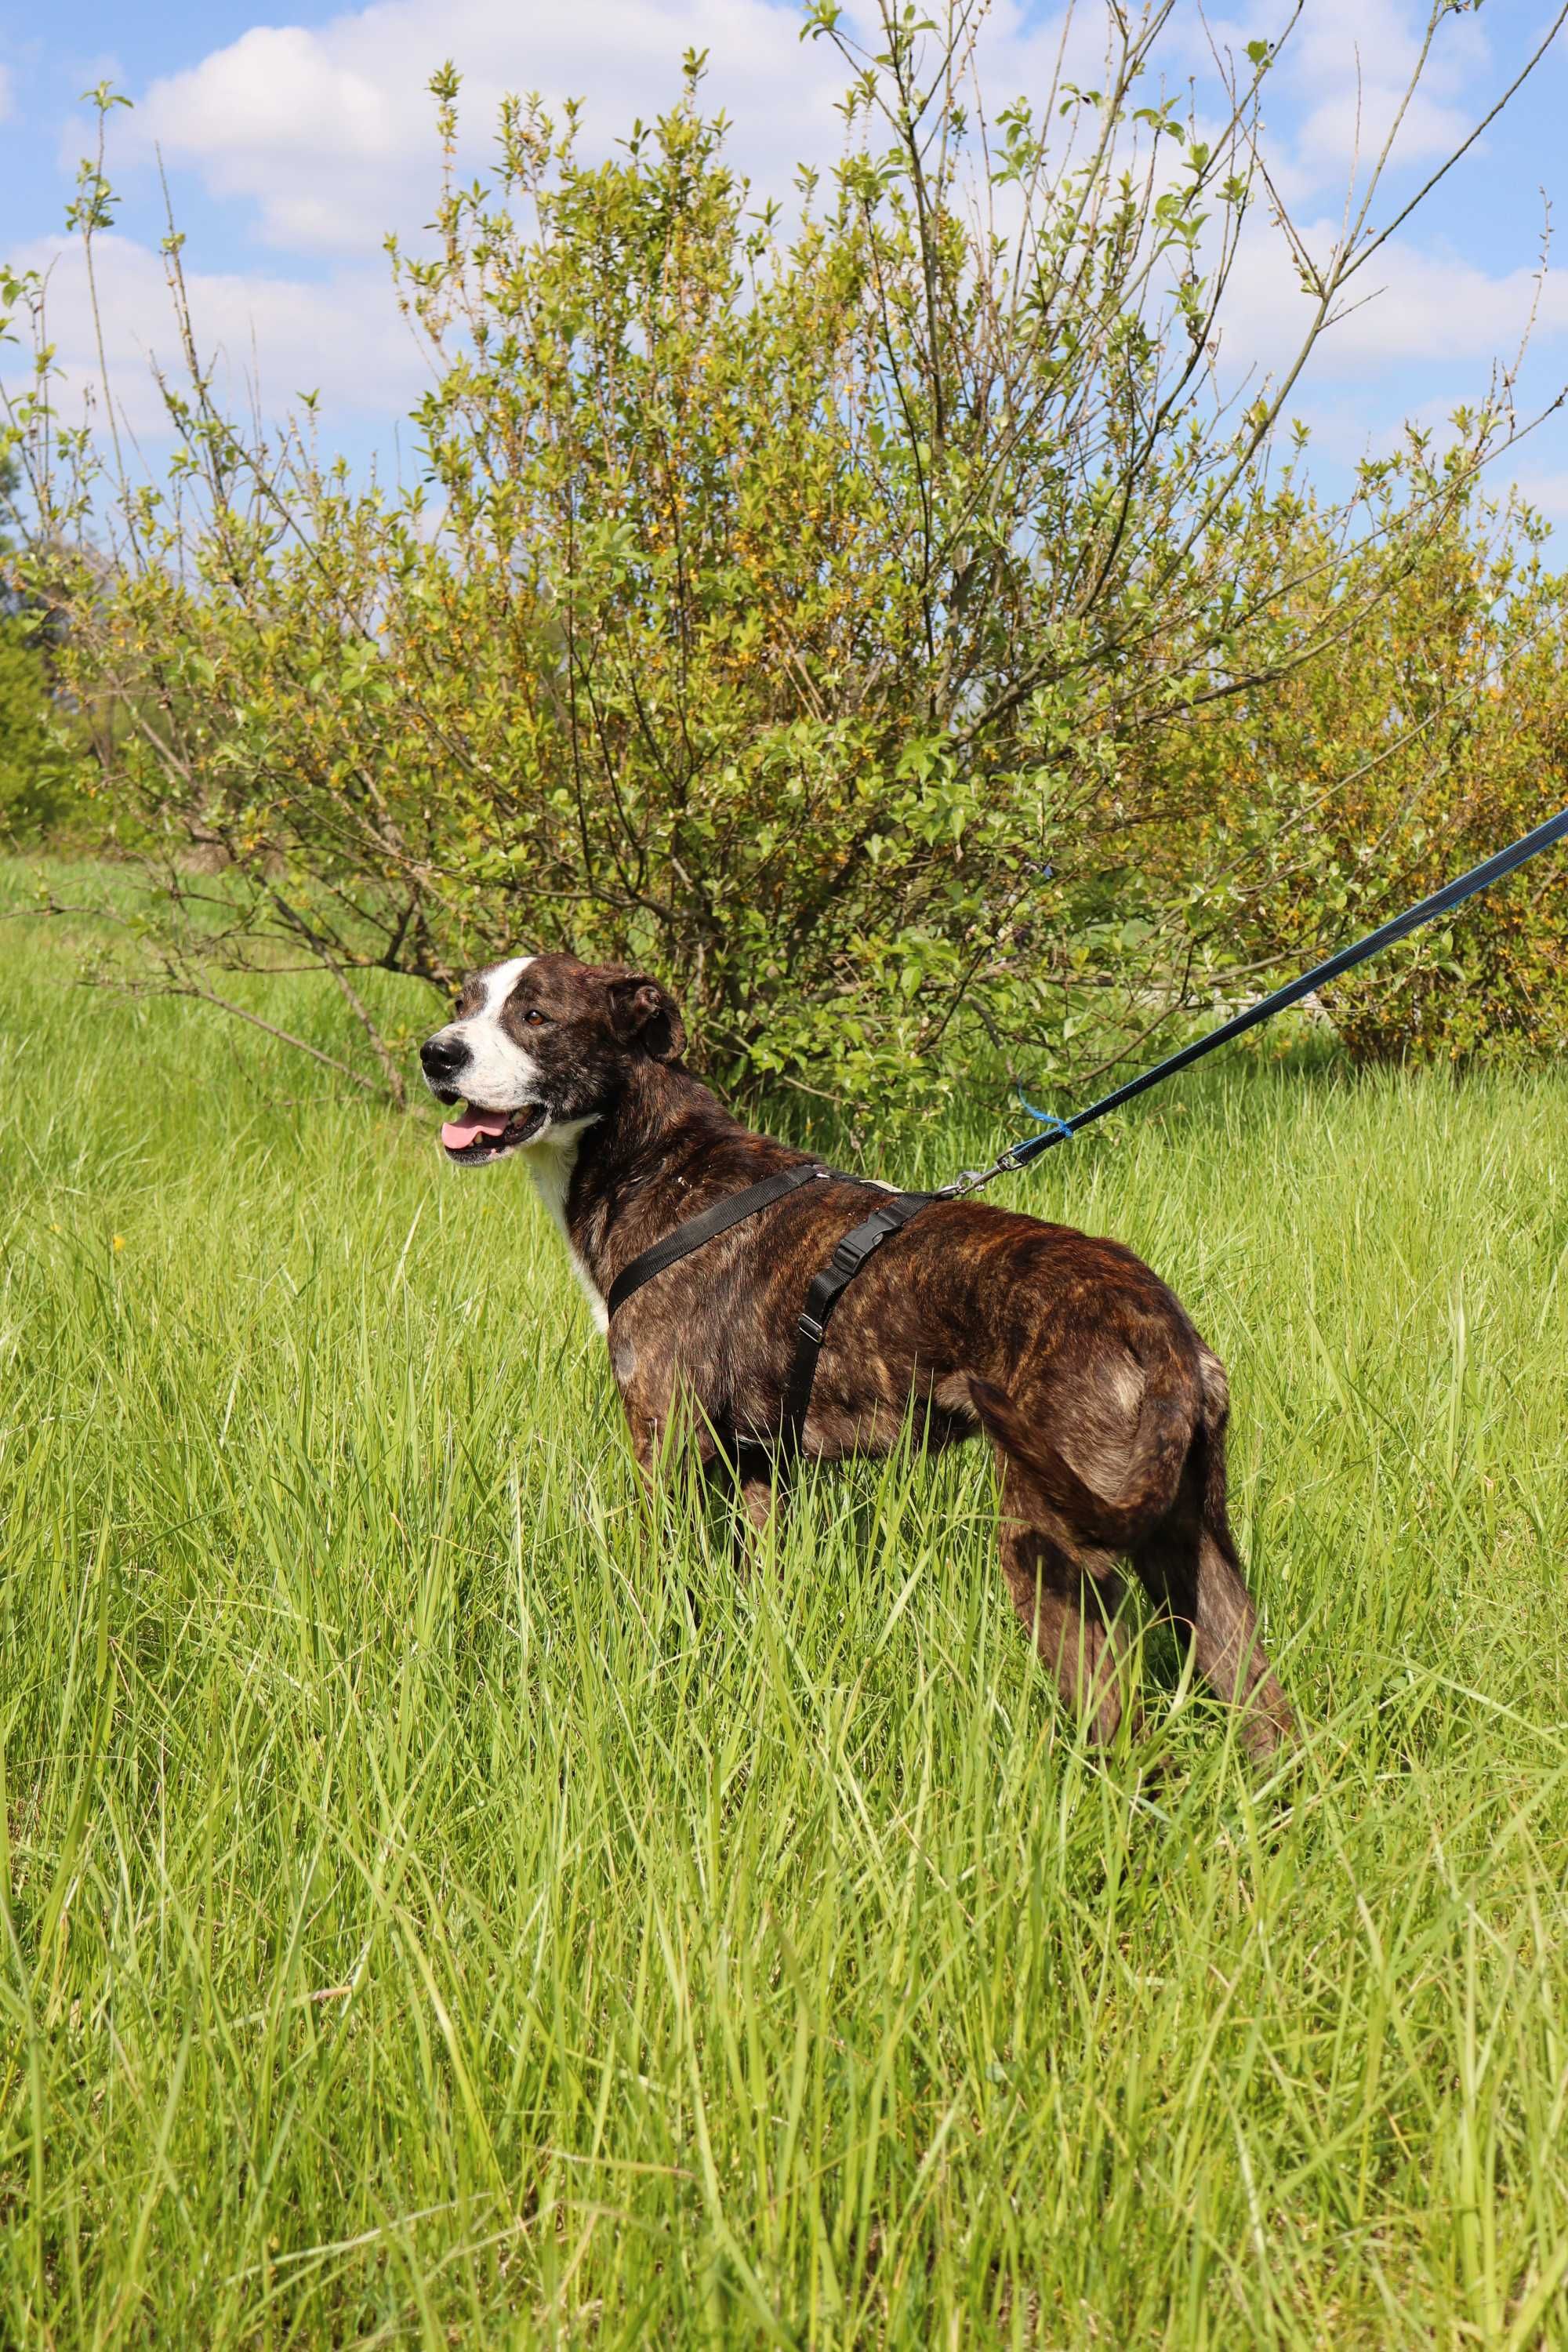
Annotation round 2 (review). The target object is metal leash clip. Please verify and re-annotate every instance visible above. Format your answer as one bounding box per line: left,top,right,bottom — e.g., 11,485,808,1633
938,1159,1005,1198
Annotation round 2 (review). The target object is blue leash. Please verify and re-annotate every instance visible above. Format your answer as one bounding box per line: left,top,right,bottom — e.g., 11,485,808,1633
946,802,1568,1196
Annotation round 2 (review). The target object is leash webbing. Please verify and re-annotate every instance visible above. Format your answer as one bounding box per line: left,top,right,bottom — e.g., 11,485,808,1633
949,801,1568,1194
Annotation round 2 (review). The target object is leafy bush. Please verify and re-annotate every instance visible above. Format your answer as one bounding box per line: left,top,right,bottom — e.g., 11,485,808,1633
0,618,58,838
1138,445,1568,1063
5,9,1565,1104
0,456,87,843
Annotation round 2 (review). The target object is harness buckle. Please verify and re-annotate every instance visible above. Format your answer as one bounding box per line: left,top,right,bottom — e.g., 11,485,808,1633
830,1237,865,1276
797,1312,826,1346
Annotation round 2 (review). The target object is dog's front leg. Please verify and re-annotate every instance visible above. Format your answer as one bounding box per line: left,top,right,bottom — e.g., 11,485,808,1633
698,1445,788,1562
735,1450,788,1546
624,1399,663,1504
998,1475,1134,1745
739,1472,778,1536
622,1381,731,1511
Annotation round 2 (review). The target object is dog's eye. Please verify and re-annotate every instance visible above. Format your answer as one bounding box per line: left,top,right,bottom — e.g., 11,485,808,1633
523,1008,547,1025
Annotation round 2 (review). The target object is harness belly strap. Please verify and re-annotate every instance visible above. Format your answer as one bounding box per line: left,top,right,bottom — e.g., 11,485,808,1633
604,1161,938,1456
779,1192,935,1450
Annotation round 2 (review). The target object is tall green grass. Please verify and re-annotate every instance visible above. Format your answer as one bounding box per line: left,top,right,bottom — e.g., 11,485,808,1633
2,873,1566,2347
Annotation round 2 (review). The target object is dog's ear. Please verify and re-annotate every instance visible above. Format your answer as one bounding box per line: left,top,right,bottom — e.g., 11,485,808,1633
608,974,686,1062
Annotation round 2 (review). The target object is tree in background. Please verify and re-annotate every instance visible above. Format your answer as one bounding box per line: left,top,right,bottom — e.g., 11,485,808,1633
0,452,76,844
3,4,1566,1105
1134,439,1568,1064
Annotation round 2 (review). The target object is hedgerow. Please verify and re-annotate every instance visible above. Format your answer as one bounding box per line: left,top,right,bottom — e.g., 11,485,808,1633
4,5,1564,1104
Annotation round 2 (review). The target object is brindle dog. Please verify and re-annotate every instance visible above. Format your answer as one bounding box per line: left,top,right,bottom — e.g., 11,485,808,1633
421,952,1296,1758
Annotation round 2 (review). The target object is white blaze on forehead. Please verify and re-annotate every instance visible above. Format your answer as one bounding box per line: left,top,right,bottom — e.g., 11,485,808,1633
479,954,533,1011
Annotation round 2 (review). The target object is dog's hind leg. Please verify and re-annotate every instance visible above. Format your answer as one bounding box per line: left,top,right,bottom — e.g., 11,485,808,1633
1132,1379,1295,1759
998,1468,1133,1745
1134,1514,1294,1759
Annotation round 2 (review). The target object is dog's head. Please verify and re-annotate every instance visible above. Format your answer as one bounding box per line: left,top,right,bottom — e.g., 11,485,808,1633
419,953,687,1165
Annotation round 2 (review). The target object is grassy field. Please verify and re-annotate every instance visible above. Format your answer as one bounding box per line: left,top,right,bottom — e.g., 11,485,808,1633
2,872,1567,2350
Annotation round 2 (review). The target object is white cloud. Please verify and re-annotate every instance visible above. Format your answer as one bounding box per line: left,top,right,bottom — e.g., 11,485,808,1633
3,232,430,445
1290,85,1475,183
132,0,1140,258
125,0,1546,296
138,0,854,256
1511,468,1568,526
1218,215,1568,381
1176,0,1494,208
1282,0,1488,153
18,0,1564,470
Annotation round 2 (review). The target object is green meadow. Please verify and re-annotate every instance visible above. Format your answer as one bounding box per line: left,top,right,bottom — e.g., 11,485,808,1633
2,870,1566,2348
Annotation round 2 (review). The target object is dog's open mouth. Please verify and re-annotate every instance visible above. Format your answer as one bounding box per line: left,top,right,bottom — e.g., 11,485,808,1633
438,1102,546,1163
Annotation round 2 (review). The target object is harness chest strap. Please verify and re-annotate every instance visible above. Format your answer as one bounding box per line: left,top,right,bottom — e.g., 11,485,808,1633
604,1163,828,1320
604,1163,936,1451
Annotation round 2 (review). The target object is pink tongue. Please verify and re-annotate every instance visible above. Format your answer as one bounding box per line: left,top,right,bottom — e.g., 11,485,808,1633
441,1105,510,1149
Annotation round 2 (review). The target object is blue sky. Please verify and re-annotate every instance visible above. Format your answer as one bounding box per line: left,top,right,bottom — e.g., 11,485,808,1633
4,0,1568,520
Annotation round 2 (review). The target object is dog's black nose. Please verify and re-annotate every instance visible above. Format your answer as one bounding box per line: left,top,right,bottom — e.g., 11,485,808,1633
420,1033,468,1084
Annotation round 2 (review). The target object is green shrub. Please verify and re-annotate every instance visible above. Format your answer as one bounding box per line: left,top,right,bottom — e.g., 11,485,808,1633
5,10,1563,1102
1134,446,1568,1065
0,616,54,834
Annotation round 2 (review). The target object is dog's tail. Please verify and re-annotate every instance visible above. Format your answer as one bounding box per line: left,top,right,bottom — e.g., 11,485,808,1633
1189,1342,1242,1561
967,1354,1197,1552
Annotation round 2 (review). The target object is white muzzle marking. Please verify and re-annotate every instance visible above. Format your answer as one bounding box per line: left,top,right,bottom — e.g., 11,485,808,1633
429,956,539,1111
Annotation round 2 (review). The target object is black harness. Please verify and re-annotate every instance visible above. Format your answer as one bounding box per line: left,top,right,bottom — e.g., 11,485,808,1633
604,1164,937,1453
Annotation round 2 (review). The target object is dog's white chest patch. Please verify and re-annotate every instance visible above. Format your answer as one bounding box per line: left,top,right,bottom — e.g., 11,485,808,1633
525,1119,607,1330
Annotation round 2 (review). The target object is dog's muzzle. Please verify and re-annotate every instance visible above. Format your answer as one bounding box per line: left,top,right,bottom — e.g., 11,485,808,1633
420,1032,469,1098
